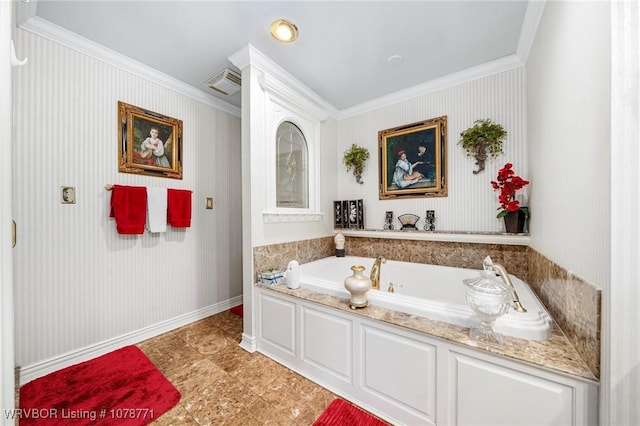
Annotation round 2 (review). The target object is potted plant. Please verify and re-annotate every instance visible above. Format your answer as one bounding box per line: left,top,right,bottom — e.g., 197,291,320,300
459,119,507,174
491,162,530,233
343,144,370,184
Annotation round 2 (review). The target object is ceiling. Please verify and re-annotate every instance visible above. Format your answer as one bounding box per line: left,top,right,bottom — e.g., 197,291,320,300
16,1,535,113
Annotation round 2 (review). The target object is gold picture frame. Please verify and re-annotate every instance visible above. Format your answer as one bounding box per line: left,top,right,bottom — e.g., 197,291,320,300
379,116,447,199
118,101,183,179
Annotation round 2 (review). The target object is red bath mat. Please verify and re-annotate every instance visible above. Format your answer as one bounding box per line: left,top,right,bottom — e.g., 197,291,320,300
230,304,243,317
18,345,180,425
313,398,389,426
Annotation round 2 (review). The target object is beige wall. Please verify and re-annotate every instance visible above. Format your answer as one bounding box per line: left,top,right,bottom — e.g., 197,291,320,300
526,1,610,289
337,68,527,233
13,30,242,370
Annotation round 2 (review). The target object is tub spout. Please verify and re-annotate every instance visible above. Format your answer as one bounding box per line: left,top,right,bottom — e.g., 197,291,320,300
483,256,527,313
370,256,386,290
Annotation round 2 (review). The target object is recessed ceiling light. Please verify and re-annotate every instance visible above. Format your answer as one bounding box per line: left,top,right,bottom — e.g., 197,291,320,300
270,19,299,43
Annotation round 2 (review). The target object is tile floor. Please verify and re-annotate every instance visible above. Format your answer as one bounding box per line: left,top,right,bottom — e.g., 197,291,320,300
138,309,338,425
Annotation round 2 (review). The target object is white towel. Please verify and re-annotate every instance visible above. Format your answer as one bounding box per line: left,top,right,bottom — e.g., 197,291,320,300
146,187,167,233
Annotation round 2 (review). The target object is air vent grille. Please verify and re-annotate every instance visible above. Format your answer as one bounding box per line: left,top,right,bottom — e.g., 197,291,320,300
205,68,241,96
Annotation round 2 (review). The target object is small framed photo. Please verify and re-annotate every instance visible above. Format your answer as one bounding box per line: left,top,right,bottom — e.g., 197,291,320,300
118,101,183,179
61,186,76,204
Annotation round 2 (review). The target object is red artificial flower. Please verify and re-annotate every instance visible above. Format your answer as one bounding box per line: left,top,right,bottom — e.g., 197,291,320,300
490,163,530,218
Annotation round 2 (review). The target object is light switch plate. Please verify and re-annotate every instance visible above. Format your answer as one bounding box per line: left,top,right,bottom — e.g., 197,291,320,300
206,197,213,209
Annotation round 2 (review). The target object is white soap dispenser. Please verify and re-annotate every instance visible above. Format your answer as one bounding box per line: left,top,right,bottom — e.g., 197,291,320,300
286,260,300,289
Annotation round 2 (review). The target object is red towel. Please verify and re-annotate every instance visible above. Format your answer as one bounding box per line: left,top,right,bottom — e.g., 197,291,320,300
109,185,147,234
167,188,192,228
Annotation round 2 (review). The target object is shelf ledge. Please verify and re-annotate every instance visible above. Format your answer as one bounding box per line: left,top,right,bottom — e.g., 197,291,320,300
338,229,530,245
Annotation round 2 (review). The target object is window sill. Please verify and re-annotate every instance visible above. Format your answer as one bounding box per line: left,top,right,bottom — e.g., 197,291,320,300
263,211,324,223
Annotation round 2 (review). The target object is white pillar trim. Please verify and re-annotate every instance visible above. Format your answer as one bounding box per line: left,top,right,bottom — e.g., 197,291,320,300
604,1,640,424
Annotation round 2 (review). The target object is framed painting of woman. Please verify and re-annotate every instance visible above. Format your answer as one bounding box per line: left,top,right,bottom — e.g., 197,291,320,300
118,101,183,179
378,116,447,199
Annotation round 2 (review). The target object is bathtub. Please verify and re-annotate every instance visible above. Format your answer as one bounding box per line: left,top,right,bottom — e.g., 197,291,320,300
297,256,553,341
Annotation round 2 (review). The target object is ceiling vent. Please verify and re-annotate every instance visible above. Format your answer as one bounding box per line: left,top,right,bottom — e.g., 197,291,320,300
206,68,241,96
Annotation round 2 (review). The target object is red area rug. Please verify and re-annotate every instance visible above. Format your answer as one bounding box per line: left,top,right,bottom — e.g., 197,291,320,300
230,304,243,317
18,345,180,425
313,398,389,425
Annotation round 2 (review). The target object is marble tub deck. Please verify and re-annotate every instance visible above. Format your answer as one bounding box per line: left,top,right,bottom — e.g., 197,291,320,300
137,310,339,425
267,284,598,383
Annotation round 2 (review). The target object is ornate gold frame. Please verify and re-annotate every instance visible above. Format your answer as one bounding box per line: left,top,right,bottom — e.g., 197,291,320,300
118,101,183,179
379,116,447,199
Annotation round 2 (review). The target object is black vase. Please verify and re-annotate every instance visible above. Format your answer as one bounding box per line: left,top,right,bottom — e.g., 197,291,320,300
503,209,526,234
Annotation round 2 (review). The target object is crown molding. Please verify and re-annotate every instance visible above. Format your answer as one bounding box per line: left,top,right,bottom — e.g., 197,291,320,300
18,1,545,122
338,54,525,119
18,16,241,117
257,72,328,123
517,0,547,62
337,1,545,119
229,44,337,119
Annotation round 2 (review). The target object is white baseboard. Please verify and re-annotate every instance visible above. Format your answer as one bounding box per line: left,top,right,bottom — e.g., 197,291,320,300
19,296,242,385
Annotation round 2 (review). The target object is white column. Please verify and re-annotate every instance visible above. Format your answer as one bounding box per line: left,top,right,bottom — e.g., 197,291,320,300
604,1,640,424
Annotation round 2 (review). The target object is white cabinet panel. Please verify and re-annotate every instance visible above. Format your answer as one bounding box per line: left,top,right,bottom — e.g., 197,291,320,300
361,324,437,420
258,293,296,355
450,353,574,426
255,288,597,426
301,306,353,382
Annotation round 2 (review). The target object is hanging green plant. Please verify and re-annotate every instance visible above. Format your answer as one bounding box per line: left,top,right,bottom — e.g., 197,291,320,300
343,144,370,184
459,119,507,174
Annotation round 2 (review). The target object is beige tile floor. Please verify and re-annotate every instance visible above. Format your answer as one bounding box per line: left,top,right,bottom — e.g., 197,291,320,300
139,310,338,425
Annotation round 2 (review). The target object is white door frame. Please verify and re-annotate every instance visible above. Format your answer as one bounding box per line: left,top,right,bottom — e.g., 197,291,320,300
1,1,16,423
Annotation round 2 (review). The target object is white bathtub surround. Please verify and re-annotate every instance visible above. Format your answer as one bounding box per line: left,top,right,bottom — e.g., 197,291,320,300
342,232,602,378
253,234,601,378
263,281,594,380
255,284,598,425
299,256,553,341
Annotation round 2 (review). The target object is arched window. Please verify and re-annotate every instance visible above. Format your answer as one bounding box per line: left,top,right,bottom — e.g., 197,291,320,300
276,121,308,208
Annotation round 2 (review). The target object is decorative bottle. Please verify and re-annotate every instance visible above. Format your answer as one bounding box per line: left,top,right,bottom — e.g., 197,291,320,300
334,230,345,257
344,265,372,309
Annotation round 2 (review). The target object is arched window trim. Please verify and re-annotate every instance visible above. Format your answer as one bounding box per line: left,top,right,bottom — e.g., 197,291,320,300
275,121,309,209
263,115,323,223
258,72,324,223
